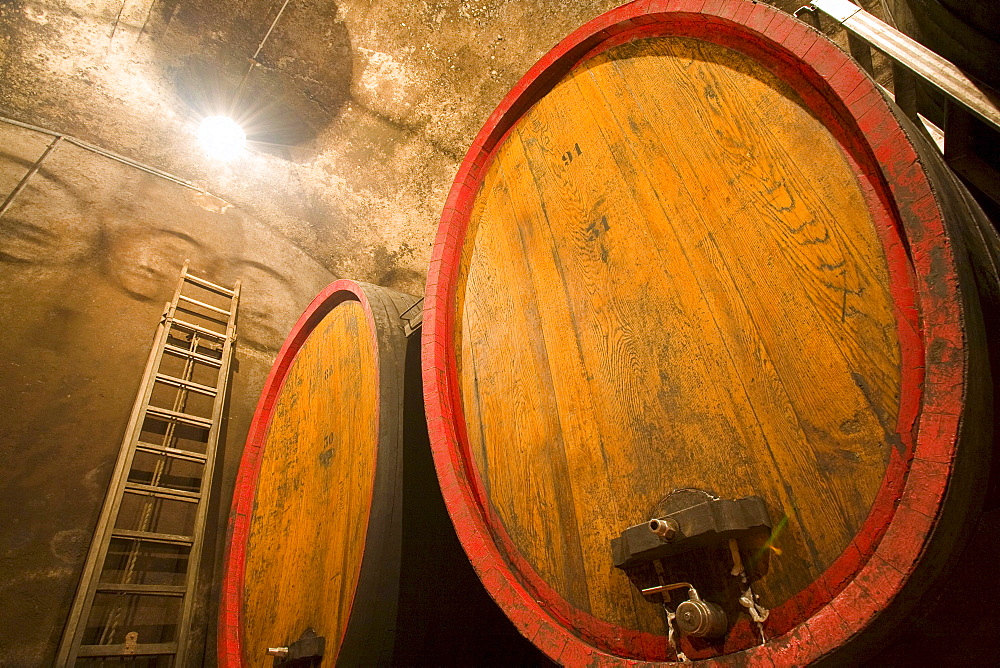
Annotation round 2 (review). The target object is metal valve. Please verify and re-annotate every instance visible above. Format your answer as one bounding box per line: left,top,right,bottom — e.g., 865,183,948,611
612,490,774,653
649,517,679,540
674,597,728,638
266,628,324,665
641,582,728,640
612,493,771,569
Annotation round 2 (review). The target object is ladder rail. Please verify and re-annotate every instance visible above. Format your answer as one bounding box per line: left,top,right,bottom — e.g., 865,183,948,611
163,343,223,368
154,373,219,397
55,267,189,665
183,271,235,297
177,293,232,317
94,584,188,596
170,317,227,340
56,265,240,666
145,405,214,429
135,442,208,464
76,641,178,657
111,528,195,546
124,481,202,502
173,279,240,667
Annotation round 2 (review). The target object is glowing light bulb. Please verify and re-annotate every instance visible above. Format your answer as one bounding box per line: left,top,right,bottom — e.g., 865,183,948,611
197,116,246,161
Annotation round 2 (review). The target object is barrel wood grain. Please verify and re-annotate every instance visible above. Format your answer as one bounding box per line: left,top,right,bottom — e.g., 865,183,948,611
424,1,993,664
220,280,417,668
458,32,899,635
241,299,376,665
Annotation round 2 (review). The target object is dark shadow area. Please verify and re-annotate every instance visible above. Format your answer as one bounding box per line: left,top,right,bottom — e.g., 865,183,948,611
869,508,1000,665
391,333,553,666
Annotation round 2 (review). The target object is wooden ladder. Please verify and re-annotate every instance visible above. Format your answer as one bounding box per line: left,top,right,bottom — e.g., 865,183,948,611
56,265,240,666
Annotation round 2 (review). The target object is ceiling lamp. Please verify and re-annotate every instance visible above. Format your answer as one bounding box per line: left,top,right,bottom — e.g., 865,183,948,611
194,0,292,162
197,115,247,161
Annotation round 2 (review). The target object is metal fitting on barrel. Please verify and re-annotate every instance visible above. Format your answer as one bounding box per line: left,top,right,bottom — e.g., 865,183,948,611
674,598,729,638
648,517,679,541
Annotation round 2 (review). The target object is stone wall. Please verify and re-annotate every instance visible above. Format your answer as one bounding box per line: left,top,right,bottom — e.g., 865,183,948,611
0,121,334,665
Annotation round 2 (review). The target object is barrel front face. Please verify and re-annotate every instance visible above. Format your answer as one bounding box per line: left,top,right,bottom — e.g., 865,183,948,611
459,33,902,632
222,280,415,668
242,298,377,665
426,2,986,665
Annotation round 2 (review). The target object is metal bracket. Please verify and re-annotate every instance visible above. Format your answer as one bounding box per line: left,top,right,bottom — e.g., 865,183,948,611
400,297,424,337
793,5,822,30
809,0,1000,132
267,628,325,666
611,493,771,570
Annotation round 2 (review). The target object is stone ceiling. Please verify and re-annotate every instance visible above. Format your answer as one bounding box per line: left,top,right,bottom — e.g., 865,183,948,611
0,0,887,296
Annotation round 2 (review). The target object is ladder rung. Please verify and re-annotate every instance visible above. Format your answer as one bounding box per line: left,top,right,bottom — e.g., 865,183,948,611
124,482,201,502
178,293,232,317
77,642,178,657
145,406,213,429
170,318,227,340
111,529,193,547
155,373,218,397
95,583,187,596
163,343,222,368
183,272,234,296
135,442,207,463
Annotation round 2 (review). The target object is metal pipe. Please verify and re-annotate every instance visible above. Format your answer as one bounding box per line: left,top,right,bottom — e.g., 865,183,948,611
0,114,215,196
253,0,293,62
229,0,293,116
648,517,679,541
0,134,61,220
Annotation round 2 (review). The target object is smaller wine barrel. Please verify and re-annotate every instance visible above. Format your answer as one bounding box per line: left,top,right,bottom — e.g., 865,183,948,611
423,1,998,665
219,280,416,667
217,280,547,666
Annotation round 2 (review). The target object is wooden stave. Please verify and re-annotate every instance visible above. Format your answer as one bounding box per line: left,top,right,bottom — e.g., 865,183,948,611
218,279,417,668
457,29,915,645
421,1,998,665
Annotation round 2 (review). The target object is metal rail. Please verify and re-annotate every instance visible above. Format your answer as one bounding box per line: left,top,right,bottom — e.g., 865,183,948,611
806,0,1000,132
0,114,218,196
801,0,1000,203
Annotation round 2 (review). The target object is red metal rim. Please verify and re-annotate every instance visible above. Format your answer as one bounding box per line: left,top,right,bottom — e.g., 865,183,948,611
422,0,965,664
218,279,381,668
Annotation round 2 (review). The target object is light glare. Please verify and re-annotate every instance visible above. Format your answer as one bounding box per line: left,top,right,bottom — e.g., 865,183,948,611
197,116,247,161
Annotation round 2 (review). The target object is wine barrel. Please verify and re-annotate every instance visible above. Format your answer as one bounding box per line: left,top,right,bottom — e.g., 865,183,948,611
423,1,997,664
219,280,416,667
217,279,548,666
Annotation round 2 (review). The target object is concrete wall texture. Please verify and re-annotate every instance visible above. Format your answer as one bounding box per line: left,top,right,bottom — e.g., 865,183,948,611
0,0,925,666
0,121,335,664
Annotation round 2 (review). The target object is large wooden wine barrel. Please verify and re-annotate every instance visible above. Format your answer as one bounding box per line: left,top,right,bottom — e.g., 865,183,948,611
219,280,416,667
422,1,998,664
